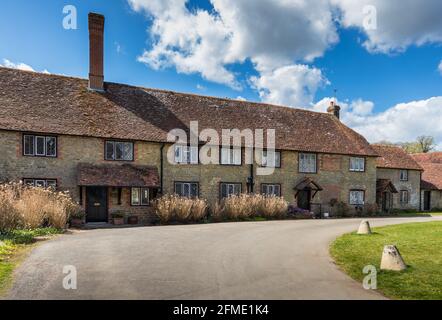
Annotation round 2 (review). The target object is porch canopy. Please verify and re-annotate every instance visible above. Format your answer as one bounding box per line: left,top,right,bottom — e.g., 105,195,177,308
77,163,160,187
376,179,398,194
294,177,323,198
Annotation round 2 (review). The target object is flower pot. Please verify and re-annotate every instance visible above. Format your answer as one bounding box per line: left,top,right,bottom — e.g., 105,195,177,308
113,217,125,225
128,216,139,225
70,218,84,228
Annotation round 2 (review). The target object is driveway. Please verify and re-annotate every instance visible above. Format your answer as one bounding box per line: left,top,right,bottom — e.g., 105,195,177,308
6,217,441,300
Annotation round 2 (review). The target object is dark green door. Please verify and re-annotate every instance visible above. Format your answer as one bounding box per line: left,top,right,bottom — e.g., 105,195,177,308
86,187,108,222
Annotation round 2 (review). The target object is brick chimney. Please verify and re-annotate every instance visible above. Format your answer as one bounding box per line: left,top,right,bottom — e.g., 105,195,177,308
88,13,105,91
327,100,341,120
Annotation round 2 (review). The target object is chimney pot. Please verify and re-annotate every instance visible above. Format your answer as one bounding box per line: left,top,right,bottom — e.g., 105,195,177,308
327,100,341,120
88,13,105,91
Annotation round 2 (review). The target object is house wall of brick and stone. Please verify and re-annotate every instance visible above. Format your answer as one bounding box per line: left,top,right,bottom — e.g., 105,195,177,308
420,190,442,211
0,130,161,222
1,129,379,222
164,146,378,214
376,168,421,210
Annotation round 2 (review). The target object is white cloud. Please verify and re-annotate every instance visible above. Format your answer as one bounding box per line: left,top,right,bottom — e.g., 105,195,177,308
438,60,442,75
196,84,206,91
333,0,442,53
128,0,338,98
314,96,442,148
236,96,247,101
128,0,442,109
251,65,328,107
1,59,50,74
1,59,35,72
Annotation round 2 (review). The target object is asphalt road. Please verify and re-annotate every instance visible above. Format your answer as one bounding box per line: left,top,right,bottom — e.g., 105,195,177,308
6,217,440,300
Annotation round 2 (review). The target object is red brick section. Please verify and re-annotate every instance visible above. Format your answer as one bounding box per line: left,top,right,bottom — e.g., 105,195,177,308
0,68,378,157
88,13,105,91
412,153,442,190
77,163,160,187
372,144,422,170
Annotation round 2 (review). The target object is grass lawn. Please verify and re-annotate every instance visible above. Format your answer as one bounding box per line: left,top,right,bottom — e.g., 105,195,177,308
0,228,62,295
330,222,442,300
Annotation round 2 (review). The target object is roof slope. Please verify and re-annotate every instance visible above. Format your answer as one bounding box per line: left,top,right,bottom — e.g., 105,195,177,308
0,67,377,156
412,153,442,190
372,145,423,170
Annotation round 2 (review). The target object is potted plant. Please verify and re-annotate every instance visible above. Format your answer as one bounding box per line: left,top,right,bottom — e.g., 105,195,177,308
70,210,85,228
112,212,125,225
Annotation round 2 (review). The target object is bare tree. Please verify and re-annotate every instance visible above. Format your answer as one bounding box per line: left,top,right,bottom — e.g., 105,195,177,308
416,136,435,153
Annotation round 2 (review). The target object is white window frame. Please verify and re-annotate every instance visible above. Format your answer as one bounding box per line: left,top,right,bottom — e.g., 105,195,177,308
23,179,57,189
131,187,150,206
400,190,409,204
299,153,317,173
221,147,241,166
23,134,57,157
400,170,409,181
350,157,365,172
174,145,198,164
262,184,281,197
349,190,365,205
175,182,199,198
262,150,281,168
105,140,134,161
221,183,242,198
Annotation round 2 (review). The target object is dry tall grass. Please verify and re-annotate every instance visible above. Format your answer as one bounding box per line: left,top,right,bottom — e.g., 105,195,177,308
153,195,208,223
219,194,288,220
0,183,79,232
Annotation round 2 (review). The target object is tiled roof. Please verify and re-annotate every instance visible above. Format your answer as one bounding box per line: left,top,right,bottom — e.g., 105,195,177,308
371,145,423,170
77,163,160,187
412,153,442,190
0,67,378,156
377,179,398,193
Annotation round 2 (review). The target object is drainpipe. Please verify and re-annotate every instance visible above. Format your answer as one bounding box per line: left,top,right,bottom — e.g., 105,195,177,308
247,163,255,193
160,143,165,194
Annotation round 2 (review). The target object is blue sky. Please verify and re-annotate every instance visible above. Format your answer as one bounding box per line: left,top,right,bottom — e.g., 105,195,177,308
1,0,442,146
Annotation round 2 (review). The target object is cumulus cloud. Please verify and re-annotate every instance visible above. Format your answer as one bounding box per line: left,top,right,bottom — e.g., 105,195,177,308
333,0,442,53
314,96,442,148
251,65,328,107
438,60,442,75
128,0,442,112
1,59,50,74
128,0,338,100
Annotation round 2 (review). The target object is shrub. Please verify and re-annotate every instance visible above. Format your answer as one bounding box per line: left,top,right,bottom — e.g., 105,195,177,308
0,182,79,232
287,205,314,219
334,201,351,217
153,195,208,224
257,195,288,218
0,185,21,233
215,194,288,221
363,203,379,216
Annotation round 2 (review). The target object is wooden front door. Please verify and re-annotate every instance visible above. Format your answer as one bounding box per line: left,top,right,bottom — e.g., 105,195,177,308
86,187,108,223
381,192,391,212
424,191,431,211
298,189,311,211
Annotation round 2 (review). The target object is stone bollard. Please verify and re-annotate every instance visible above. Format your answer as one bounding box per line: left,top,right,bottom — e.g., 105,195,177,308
380,245,407,271
357,220,372,235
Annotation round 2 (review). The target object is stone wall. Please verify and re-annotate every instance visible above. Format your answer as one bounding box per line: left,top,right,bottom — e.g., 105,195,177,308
376,168,421,210
0,130,161,222
1,129,381,221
